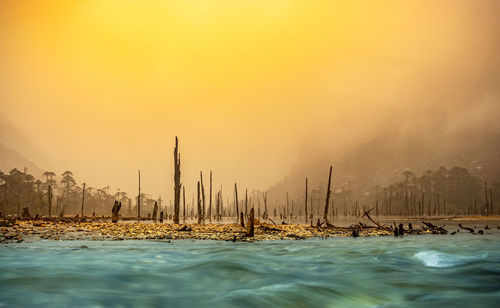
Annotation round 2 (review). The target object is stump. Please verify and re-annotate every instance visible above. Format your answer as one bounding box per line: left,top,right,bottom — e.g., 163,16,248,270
112,201,122,223
21,207,31,219
246,208,255,237
240,212,245,228
152,201,158,222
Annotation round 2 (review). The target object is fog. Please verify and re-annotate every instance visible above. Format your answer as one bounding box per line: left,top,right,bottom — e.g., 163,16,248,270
1,0,499,202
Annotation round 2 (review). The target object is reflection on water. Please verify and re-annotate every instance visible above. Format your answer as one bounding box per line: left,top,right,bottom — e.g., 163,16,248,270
1,235,499,307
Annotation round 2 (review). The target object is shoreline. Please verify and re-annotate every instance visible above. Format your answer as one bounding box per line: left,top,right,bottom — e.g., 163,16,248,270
3,217,495,243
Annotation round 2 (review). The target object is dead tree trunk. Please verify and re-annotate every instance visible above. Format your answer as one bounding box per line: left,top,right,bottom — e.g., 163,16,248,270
173,136,181,224
247,208,255,237
209,171,212,222
216,191,220,221
152,201,158,222
263,191,268,219
48,185,53,218
112,201,122,223
197,181,202,224
138,169,141,220
200,171,205,223
323,166,333,223
81,182,86,218
235,183,239,224
22,207,31,219
305,177,308,222
182,186,186,223
240,212,245,227
245,189,248,219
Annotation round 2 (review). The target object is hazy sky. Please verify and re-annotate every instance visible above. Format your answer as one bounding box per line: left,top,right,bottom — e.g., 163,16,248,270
1,0,499,200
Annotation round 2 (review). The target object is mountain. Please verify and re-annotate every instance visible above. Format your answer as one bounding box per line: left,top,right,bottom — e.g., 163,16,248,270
266,127,500,202
0,142,44,176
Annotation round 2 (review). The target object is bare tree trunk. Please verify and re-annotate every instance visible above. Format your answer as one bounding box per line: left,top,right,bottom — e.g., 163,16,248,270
152,201,158,222
200,172,205,223
182,186,186,223
286,192,289,219
263,192,267,219
245,189,248,219
138,170,141,221
173,137,181,224
81,183,86,218
48,185,53,218
197,181,202,224
305,177,308,222
209,171,212,222
216,191,220,221
234,183,239,224
323,166,332,223
112,201,122,223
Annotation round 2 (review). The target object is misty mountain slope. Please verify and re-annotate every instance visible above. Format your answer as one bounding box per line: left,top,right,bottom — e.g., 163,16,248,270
267,128,500,201
0,143,43,176
0,114,53,171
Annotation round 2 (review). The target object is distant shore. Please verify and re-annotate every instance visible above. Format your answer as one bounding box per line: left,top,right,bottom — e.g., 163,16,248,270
2,216,498,243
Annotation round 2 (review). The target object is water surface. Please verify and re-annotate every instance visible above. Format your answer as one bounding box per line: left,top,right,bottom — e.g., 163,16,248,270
1,234,499,307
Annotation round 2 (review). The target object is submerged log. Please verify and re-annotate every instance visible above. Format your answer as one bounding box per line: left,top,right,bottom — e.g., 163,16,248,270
112,201,122,223
246,208,255,237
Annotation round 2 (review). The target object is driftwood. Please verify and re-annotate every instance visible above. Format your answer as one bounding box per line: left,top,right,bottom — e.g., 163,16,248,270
362,209,390,231
423,221,448,234
246,208,254,237
111,201,122,223
458,223,475,233
178,225,192,232
266,217,277,225
259,224,280,232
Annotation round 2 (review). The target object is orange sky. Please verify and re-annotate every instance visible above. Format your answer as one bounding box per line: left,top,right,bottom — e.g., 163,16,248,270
1,0,499,200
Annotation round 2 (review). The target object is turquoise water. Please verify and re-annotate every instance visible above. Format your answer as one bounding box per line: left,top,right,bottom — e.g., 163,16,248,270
1,235,499,307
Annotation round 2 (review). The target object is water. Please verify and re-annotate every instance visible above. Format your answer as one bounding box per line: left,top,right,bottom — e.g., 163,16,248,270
1,235,499,307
